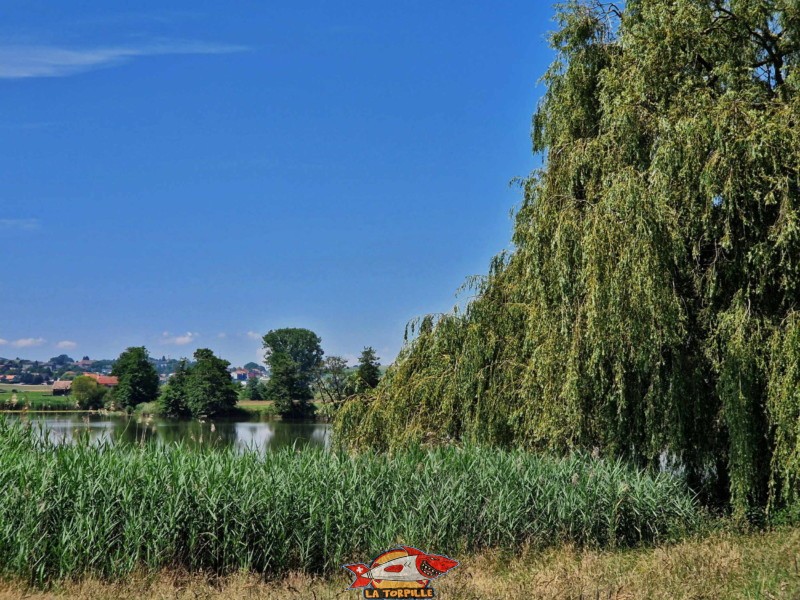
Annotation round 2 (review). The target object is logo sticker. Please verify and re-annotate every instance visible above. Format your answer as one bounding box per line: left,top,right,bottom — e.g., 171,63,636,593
343,546,459,598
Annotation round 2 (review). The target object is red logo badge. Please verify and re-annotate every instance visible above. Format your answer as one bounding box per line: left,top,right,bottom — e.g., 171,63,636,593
343,546,459,598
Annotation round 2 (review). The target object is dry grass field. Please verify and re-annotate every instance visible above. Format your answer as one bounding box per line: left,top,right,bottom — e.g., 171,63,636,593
1,528,797,600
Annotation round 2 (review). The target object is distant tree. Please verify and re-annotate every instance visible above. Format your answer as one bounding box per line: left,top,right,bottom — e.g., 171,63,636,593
265,353,310,417
356,347,381,389
243,376,263,400
243,361,263,372
111,347,159,409
316,355,351,407
150,357,187,376
71,375,107,410
263,352,313,418
184,348,239,417
262,328,323,387
49,355,74,367
158,360,191,418
261,328,322,418
90,359,115,373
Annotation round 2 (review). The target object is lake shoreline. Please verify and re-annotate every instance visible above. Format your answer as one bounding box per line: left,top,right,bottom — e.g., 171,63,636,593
0,394,328,422
0,408,322,421
0,411,331,452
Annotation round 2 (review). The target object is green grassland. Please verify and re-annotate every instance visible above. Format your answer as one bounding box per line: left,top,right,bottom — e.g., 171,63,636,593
0,390,323,417
0,389,77,411
237,400,328,418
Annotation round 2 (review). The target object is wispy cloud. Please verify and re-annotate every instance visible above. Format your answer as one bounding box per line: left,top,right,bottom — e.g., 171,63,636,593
0,339,7,346
11,337,46,348
56,340,77,349
246,331,262,341
161,331,198,346
0,41,248,79
0,218,39,231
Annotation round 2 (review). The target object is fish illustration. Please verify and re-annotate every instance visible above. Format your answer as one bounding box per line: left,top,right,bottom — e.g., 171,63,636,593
343,546,459,589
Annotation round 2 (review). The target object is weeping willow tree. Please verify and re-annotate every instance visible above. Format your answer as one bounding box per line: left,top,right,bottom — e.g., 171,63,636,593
335,0,800,516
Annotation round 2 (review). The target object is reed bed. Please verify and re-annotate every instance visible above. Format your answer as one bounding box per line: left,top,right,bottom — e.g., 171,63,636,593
0,418,700,584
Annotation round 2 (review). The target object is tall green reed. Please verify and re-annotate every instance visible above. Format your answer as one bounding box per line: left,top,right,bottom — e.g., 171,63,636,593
0,417,700,584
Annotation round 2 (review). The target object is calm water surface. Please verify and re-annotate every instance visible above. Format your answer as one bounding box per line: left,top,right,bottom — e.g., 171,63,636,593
4,412,331,452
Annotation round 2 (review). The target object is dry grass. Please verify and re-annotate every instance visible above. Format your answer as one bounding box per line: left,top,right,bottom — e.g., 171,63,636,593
1,528,797,600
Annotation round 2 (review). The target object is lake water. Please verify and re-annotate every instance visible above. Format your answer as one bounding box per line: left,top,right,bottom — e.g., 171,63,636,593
2,412,331,452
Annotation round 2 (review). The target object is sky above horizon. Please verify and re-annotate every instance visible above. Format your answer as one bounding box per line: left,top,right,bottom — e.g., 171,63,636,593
1,1,554,367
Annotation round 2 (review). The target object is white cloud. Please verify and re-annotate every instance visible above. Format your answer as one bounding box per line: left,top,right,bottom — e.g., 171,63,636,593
161,331,198,346
11,337,45,348
55,340,77,349
0,218,39,230
246,331,261,340
217,332,227,339
0,338,7,345
0,41,248,79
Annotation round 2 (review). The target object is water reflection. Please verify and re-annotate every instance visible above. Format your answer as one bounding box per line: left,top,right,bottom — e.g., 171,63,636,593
4,412,331,452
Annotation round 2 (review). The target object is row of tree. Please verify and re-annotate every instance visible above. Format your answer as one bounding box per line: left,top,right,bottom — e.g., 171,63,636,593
70,346,237,417
69,331,382,419
258,328,381,418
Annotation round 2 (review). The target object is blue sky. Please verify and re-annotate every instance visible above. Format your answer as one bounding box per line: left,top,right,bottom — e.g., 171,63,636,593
1,1,554,367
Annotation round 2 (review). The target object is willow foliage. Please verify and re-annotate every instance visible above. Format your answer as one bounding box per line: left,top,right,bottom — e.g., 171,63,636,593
335,0,800,516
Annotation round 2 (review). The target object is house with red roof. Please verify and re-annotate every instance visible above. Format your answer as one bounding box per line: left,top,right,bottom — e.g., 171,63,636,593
83,373,119,387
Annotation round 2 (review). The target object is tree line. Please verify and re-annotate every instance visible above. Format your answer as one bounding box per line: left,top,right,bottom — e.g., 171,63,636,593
71,346,237,417
70,329,382,419
248,328,381,419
